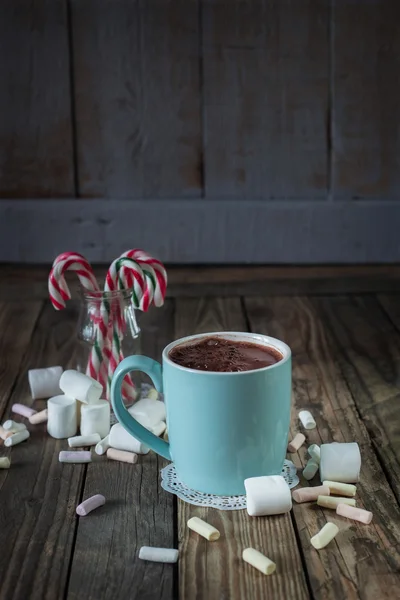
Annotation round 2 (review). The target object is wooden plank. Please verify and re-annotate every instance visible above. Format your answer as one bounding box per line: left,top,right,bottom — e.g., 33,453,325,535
245,296,400,600
175,298,310,600
0,303,88,600
314,294,400,504
3,265,400,302
71,0,201,198
1,199,400,263
66,299,176,600
203,0,329,198
333,0,400,199
0,301,42,417
0,0,74,197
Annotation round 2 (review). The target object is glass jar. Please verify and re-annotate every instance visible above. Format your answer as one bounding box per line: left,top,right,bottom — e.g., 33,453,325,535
74,288,142,402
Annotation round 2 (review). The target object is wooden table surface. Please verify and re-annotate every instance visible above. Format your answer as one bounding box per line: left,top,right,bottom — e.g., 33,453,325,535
1,266,400,600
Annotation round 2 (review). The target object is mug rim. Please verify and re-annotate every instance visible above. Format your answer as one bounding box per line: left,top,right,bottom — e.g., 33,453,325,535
162,331,291,376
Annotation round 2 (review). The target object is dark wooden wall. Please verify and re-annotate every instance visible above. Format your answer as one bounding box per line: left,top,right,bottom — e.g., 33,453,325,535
0,0,399,263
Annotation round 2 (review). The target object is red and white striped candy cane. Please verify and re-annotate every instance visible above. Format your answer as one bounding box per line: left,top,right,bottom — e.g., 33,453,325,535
120,249,167,308
49,253,100,310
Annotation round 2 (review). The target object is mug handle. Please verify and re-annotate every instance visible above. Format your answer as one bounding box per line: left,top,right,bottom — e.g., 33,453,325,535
111,355,171,460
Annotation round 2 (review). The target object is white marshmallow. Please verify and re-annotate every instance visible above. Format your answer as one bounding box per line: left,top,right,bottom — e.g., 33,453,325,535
187,517,220,541
80,400,110,438
245,475,292,517
303,459,319,481
128,398,166,427
68,433,101,448
28,366,63,400
47,395,77,439
108,423,150,454
59,370,102,404
147,388,159,401
59,450,91,464
299,410,316,430
95,435,110,456
4,430,30,446
308,444,321,463
3,420,27,433
317,495,356,509
0,457,10,469
242,548,276,575
151,422,166,437
323,480,356,497
311,522,339,549
320,442,361,483
29,409,48,425
139,547,178,563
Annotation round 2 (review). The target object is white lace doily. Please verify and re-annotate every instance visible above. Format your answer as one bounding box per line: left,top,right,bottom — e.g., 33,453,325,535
160,460,299,510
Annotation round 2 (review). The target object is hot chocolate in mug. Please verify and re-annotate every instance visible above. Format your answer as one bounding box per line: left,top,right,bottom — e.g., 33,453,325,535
111,331,292,495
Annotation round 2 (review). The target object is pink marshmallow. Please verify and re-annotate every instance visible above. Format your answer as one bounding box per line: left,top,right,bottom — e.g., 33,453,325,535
336,503,373,524
76,494,106,516
12,404,36,418
292,485,330,503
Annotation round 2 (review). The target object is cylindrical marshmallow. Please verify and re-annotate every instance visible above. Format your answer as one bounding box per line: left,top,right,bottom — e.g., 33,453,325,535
0,457,11,469
4,430,30,446
68,433,101,448
242,548,276,575
323,480,356,497
187,517,220,541
311,522,339,549
292,485,330,503
299,410,316,430
107,448,138,464
109,423,150,455
245,475,292,516
163,428,169,442
28,366,63,400
0,425,12,440
29,409,48,425
320,442,361,483
80,400,110,438
151,422,166,437
59,370,103,404
303,459,319,481
128,398,166,427
3,420,27,433
336,503,373,524
76,494,105,516
287,433,306,453
59,450,91,463
47,395,77,439
147,388,159,401
12,404,36,419
139,546,178,563
95,435,110,456
317,495,356,509
308,444,320,463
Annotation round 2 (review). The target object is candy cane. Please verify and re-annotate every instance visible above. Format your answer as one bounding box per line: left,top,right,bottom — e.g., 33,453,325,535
49,253,100,310
120,249,167,307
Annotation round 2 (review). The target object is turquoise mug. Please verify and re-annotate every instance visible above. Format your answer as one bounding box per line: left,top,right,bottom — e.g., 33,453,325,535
111,331,292,495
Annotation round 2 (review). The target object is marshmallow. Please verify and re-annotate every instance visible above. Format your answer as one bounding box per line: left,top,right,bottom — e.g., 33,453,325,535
292,485,330,503
139,547,178,563
95,435,110,456
80,400,110,438
299,410,316,430
287,433,306,453
311,522,339,549
0,457,11,469
128,398,166,427
317,495,356,509
107,448,138,464
4,430,30,446
308,444,320,463
151,422,166,437
303,459,319,481
163,428,169,442
3,420,27,433
320,442,361,483
336,503,373,524
108,423,149,454
12,404,36,419
242,548,276,575
59,451,91,464
0,425,12,440
187,517,220,541
323,480,356,497
29,409,48,425
68,433,101,448
147,388,159,401
28,366,63,400
76,494,105,516
245,475,292,517
59,370,102,404
47,395,77,439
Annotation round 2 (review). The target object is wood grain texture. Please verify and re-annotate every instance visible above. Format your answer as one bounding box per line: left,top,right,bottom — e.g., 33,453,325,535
71,0,201,198
245,296,400,600
2,199,400,263
314,295,400,505
333,0,400,199
175,298,310,600
0,0,74,197
203,0,329,198
0,303,87,600
66,299,176,600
